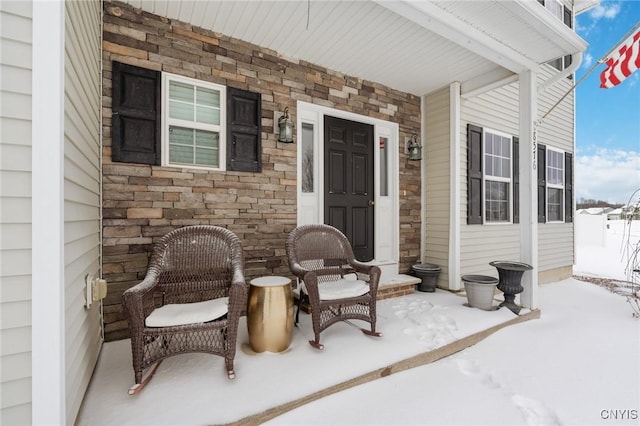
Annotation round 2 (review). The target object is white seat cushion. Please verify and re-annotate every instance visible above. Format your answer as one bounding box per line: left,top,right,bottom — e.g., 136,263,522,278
145,297,229,328
318,279,370,301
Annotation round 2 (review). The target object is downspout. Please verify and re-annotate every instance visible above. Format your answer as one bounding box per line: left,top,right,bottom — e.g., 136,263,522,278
538,51,583,93
462,51,584,100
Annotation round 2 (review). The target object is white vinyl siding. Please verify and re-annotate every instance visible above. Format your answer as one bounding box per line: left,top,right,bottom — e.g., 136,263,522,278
461,81,520,277
539,223,574,270
537,66,574,270
0,2,33,424
424,87,451,288
460,67,574,277
64,0,102,423
537,66,575,152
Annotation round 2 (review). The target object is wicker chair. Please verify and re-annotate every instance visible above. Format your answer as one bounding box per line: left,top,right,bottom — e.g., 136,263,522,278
123,225,247,392
285,224,382,349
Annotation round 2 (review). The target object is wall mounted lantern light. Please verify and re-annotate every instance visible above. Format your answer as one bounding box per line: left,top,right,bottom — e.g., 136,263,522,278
407,134,422,161
277,107,294,143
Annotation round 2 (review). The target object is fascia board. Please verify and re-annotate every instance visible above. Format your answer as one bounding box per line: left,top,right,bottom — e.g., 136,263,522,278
375,0,539,73
501,0,589,53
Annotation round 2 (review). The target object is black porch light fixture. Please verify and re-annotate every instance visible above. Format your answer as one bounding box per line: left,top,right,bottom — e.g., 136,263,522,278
277,107,294,143
407,134,422,161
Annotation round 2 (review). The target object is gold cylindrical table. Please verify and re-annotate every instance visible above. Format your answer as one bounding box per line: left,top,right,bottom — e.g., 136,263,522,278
247,276,294,353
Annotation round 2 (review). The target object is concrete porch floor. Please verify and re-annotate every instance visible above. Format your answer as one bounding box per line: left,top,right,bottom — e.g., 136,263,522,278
76,283,538,425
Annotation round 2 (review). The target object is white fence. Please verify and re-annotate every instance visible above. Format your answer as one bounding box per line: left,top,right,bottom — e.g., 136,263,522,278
575,214,608,247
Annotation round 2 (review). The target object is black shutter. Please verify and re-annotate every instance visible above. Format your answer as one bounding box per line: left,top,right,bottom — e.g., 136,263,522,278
563,6,573,28
111,61,161,165
227,88,262,172
537,144,547,223
564,55,574,79
565,152,573,223
467,124,483,224
513,137,520,224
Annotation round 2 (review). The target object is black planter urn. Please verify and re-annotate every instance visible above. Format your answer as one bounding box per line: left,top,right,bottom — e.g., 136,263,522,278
489,261,533,314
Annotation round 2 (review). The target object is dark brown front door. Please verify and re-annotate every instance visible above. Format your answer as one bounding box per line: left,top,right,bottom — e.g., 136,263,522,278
324,116,374,261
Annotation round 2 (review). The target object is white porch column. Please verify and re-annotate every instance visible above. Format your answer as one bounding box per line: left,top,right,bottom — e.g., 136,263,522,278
518,70,539,309
32,0,66,424
448,82,462,290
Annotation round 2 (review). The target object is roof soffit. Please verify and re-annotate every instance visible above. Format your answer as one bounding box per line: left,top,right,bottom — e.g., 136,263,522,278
119,0,588,96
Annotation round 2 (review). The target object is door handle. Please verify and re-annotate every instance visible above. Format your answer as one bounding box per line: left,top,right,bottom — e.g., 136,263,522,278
369,200,375,206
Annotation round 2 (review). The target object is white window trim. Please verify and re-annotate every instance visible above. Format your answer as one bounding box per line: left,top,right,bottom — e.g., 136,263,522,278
546,147,565,223
482,128,513,224
161,72,227,171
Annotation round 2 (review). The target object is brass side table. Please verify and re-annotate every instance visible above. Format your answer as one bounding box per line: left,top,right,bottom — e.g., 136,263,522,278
247,276,294,353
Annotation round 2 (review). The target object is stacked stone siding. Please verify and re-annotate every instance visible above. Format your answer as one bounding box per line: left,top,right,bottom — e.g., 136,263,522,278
102,0,422,341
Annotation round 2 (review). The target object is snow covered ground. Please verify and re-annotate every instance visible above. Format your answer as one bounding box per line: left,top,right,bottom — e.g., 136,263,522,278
268,220,640,426
266,279,639,426
77,220,640,425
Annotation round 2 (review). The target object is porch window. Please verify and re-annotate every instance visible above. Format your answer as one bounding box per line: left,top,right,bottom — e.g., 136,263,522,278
546,148,565,222
466,124,518,225
537,0,572,28
537,144,573,223
301,123,314,193
164,74,225,170
379,136,389,197
544,0,563,21
483,131,512,223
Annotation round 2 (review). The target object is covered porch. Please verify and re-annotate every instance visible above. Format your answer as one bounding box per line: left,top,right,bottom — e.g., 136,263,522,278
21,0,591,424
77,289,538,425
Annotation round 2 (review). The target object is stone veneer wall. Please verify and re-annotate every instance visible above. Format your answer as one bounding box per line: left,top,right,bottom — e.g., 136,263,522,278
102,0,422,341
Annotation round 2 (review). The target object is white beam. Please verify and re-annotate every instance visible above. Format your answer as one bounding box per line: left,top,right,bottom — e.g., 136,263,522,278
461,68,518,99
32,1,66,424
518,70,539,309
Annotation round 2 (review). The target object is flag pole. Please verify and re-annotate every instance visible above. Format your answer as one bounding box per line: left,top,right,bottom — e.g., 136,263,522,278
541,60,597,120
540,20,640,121
597,20,640,65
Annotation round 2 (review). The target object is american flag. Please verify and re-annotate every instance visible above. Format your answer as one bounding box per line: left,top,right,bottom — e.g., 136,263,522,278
599,25,640,89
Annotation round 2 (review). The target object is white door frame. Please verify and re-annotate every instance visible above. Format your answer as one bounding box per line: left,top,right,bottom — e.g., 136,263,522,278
295,101,400,276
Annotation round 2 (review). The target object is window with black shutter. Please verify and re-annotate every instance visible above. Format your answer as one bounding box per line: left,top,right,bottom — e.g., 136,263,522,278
537,144,575,224
537,144,547,223
467,124,518,225
110,61,263,173
112,62,161,165
227,88,262,172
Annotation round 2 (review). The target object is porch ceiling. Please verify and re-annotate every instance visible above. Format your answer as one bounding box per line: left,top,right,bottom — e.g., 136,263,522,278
124,0,588,96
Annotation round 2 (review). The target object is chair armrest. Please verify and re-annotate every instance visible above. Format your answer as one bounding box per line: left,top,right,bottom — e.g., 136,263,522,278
349,260,379,276
301,270,321,302
288,262,310,281
122,272,160,327
228,280,247,312
349,262,381,293
227,262,247,317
